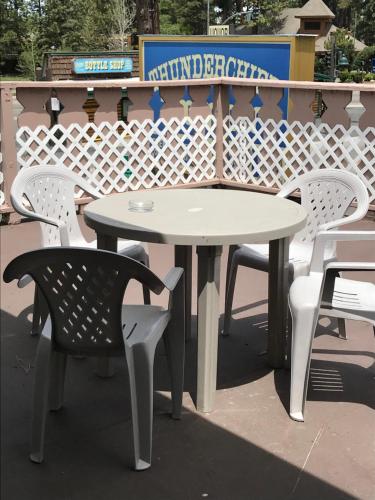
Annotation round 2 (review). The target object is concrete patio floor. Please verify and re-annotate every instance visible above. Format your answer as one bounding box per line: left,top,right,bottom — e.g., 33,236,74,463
1,215,374,500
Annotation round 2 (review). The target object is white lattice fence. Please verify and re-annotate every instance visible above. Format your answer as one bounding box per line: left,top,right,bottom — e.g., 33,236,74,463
223,116,375,205
16,116,217,197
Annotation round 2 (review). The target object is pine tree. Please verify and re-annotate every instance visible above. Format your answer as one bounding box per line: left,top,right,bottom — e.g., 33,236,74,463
40,0,87,51
0,0,28,73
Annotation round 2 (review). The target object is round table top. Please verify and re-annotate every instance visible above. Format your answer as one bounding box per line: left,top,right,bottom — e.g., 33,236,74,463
84,189,307,246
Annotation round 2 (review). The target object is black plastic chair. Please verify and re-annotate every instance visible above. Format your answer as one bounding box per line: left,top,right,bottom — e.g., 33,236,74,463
3,247,185,470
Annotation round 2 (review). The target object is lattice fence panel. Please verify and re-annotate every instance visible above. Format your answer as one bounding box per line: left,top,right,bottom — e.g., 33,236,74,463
16,116,217,197
223,116,375,205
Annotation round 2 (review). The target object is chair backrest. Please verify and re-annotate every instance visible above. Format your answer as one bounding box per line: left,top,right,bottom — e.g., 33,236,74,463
10,165,102,247
278,169,369,245
3,248,166,356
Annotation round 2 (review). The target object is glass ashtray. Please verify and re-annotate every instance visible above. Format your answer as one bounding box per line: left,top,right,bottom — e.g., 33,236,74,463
128,199,154,212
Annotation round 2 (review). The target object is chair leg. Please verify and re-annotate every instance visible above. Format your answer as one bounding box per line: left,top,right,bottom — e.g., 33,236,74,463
125,342,156,471
284,309,293,370
49,352,67,411
222,246,239,336
337,318,347,340
30,325,53,463
163,315,185,419
289,305,319,422
174,246,192,342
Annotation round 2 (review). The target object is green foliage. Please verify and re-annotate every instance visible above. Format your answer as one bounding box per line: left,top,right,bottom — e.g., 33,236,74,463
353,46,375,72
314,53,330,76
17,48,36,79
160,0,289,35
160,0,231,35
0,0,28,73
245,0,289,34
355,0,375,46
320,0,375,46
174,0,208,35
3,0,374,78
40,0,88,51
160,0,184,34
338,69,375,82
325,28,356,68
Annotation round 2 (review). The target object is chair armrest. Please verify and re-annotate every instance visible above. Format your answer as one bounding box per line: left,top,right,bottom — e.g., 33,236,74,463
319,212,368,232
317,230,375,242
13,205,70,245
25,210,66,230
162,267,184,292
10,187,67,231
310,230,375,273
17,274,33,288
127,261,183,296
76,175,103,200
325,261,375,273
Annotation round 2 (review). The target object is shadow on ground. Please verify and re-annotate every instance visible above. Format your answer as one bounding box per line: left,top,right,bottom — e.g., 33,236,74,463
1,307,362,500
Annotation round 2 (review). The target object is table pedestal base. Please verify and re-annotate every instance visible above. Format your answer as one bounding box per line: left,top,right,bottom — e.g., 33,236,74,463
268,237,289,368
196,245,222,413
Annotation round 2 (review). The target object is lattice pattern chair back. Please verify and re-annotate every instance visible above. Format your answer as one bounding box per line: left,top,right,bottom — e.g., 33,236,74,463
11,165,102,247
278,170,369,246
4,247,163,356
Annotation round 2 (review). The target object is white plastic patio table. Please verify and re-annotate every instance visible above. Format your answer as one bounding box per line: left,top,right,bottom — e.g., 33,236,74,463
84,188,307,413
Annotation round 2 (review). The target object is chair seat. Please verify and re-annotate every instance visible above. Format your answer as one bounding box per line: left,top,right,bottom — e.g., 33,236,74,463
324,277,375,323
69,236,144,254
121,305,171,346
290,275,375,324
242,241,335,278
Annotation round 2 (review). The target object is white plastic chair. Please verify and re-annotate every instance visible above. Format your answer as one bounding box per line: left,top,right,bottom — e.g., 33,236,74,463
289,230,375,422
10,165,150,334
223,169,370,337
3,247,185,470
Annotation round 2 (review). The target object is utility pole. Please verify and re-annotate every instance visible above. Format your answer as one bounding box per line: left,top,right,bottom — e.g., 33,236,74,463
330,31,336,80
136,0,160,35
207,0,210,35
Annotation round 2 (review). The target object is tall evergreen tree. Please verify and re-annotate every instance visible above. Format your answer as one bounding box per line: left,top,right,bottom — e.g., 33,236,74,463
40,0,87,51
0,0,28,73
355,0,375,46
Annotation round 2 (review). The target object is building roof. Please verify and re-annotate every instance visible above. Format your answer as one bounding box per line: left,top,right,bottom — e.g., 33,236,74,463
278,8,303,34
295,0,335,19
315,25,367,52
235,0,366,53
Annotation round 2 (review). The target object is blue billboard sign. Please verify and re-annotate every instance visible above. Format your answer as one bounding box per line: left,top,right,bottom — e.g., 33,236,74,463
142,40,291,82
73,57,133,74
140,36,315,84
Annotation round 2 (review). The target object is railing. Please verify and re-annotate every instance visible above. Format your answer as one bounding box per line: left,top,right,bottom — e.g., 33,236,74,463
1,77,374,221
